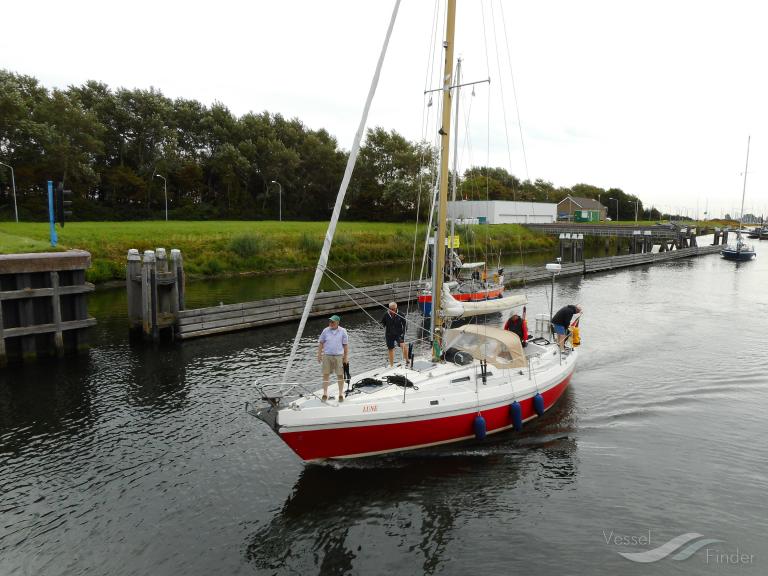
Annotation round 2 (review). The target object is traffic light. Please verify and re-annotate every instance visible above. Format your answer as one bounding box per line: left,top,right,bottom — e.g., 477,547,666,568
55,182,73,226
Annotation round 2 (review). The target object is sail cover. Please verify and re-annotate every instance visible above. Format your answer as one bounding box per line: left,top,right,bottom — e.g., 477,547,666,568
441,290,527,318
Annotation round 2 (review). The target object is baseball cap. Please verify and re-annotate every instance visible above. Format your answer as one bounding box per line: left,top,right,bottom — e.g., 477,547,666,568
329,315,341,322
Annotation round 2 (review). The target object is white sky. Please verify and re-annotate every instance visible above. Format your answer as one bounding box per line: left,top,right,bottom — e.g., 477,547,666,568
3,0,768,219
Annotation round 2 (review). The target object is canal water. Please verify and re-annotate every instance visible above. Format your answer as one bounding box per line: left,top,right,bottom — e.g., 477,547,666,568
1,244,767,575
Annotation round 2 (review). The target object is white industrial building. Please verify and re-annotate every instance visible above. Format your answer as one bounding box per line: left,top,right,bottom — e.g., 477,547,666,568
447,200,557,224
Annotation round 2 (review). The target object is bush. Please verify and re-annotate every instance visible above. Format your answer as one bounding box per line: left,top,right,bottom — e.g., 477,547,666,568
230,234,272,258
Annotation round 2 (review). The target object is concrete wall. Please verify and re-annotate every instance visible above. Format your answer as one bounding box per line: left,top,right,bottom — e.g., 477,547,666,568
447,200,557,224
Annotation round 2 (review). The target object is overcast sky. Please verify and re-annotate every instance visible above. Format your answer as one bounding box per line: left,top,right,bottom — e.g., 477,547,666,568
3,0,768,218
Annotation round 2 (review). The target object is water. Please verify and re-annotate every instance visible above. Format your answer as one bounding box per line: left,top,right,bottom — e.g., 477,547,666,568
2,246,767,575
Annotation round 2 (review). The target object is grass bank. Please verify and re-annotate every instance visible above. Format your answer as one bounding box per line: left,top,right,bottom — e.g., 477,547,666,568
0,221,555,284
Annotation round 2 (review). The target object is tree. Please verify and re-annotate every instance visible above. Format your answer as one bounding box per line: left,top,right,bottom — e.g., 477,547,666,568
348,128,430,221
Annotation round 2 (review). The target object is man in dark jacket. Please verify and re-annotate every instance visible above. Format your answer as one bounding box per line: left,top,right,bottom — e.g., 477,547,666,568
552,304,582,349
381,302,408,367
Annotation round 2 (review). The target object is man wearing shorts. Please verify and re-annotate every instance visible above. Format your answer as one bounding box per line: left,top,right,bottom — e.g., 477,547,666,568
317,314,349,401
381,302,408,367
551,304,582,350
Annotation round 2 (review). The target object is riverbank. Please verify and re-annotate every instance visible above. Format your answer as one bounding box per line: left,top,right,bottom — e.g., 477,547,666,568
0,221,556,283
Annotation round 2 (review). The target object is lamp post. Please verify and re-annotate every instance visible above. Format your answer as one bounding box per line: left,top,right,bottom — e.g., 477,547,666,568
608,197,618,221
0,161,18,222
271,180,282,221
632,199,639,222
154,174,167,221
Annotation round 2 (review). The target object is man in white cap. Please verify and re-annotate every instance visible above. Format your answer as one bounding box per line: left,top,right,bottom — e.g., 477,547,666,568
317,314,349,401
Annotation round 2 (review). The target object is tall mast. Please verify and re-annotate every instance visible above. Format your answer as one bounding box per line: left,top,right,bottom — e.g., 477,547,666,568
431,0,457,357
448,57,462,281
739,135,751,231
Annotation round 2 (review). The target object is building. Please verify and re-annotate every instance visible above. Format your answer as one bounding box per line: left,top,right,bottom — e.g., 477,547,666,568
446,200,557,224
557,196,607,221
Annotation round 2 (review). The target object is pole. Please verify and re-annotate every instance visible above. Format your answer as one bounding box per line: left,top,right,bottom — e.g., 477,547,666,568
739,136,750,232
634,200,638,222
154,174,167,221
431,0,457,360
550,272,555,325
0,162,17,222
47,181,57,247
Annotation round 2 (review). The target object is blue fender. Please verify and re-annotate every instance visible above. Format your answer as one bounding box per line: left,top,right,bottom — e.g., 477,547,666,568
473,414,487,440
533,393,545,417
510,401,523,431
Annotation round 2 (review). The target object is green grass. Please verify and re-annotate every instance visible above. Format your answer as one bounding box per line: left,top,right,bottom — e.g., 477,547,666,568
0,220,556,284
0,229,53,253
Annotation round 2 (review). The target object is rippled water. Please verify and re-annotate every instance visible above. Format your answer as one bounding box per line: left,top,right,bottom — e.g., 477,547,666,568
2,245,767,575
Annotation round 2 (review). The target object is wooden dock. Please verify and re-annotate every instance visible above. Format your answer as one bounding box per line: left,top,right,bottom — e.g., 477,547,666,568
176,281,417,340
164,244,721,340
525,222,693,239
0,251,96,365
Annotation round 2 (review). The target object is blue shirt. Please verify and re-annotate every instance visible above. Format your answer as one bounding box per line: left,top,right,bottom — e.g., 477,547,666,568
319,326,349,355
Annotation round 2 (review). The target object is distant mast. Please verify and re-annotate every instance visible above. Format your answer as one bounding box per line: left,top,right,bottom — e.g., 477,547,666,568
739,135,751,231
431,0,457,359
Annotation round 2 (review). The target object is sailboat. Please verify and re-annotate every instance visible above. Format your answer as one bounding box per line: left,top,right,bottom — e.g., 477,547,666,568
721,136,756,261
247,0,579,461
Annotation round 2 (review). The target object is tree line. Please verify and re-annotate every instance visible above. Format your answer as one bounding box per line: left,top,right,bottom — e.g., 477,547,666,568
0,69,654,222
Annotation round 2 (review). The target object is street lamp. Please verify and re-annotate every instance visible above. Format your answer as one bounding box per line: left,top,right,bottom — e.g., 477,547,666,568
271,180,282,221
0,161,18,222
632,199,639,222
608,197,618,221
154,174,167,221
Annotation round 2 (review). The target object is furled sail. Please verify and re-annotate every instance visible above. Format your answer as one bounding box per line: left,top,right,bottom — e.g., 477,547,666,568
441,290,527,318
282,0,402,381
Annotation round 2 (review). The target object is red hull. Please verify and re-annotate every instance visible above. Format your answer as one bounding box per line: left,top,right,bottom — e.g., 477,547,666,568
280,372,572,461
418,288,504,304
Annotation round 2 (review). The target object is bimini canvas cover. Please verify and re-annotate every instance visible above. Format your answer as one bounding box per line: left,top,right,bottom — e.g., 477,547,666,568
443,324,526,369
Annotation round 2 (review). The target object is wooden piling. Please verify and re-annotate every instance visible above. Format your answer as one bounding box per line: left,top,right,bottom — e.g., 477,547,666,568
129,247,185,342
141,250,156,340
50,271,64,356
173,249,185,311
126,249,142,333
0,298,5,367
572,234,584,261
170,250,180,316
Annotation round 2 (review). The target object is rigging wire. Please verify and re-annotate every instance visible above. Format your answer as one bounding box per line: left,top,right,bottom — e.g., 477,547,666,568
488,0,517,199
407,0,442,321
322,270,388,325
498,0,530,182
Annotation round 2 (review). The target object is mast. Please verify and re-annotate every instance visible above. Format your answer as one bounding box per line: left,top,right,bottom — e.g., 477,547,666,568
739,135,751,232
431,0,457,358
449,57,462,281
